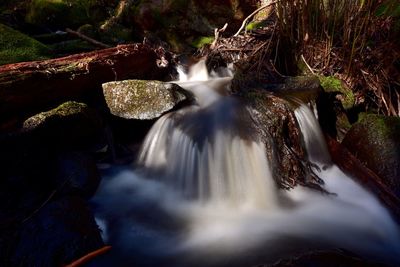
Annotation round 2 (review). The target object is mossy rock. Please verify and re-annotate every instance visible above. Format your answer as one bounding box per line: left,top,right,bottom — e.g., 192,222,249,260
22,101,103,149
102,80,193,120
25,0,112,29
0,23,51,65
342,114,400,197
319,76,355,110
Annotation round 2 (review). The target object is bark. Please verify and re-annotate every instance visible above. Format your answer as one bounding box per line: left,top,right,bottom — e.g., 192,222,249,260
0,44,169,130
327,136,400,222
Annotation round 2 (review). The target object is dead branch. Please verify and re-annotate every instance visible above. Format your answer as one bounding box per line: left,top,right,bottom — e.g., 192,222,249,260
210,23,228,49
64,246,112,267
233,1,277,37
66,28,110,49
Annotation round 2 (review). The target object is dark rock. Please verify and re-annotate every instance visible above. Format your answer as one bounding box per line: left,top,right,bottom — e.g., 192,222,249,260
22,101,104,150
54,152,101,199
342,114,400,197
102,79,193,120
8,196,103,267
327,136,400,222
266,249,387,267
241,91,322,190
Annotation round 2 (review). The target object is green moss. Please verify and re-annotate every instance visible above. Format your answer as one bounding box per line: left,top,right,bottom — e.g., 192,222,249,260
191,36,214,48
358,114,400,137
245,21,267,31
0,23,51,65
319,76,355,110
319,76,342,91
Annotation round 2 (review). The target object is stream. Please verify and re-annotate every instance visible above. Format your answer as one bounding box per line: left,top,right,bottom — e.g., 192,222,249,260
89,61,400,267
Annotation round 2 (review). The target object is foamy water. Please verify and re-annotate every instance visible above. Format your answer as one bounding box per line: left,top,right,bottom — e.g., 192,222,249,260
90,61,400,267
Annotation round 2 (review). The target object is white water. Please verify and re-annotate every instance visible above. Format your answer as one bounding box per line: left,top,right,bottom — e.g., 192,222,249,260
91,61,400,267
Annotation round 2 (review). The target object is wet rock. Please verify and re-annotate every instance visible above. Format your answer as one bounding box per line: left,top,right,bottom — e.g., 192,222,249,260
22,101,104,150
242,91,321,190
266,76,322,103
342,114,400,197
231,75,322,103
232,74,338,139
8,196,103,267
102,79,193,120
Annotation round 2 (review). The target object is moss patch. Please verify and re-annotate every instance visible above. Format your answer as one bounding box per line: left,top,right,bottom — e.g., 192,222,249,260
0,23,51,65
245,20,268,31
319,76,355,110
191,36,214,48
342,114,400,194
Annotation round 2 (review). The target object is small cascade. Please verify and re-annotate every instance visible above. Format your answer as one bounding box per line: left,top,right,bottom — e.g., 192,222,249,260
92,60,400,267
294,103,331,166
138,60,277,207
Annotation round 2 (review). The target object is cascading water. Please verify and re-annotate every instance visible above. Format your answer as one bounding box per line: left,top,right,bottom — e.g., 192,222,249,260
91,61,400,267
137,60,276,207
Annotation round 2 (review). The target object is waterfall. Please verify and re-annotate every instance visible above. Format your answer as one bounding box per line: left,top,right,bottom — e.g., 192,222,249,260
137,60,276,207
91,60,400,267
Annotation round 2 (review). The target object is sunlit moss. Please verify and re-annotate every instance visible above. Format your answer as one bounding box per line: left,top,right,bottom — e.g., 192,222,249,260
319,76,355,110
191,36,214,48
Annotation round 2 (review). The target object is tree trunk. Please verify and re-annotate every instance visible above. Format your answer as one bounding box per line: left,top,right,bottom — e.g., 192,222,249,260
0,44,169,131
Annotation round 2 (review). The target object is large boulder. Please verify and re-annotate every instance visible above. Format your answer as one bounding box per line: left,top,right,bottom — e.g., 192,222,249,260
342,114,400,197
102,79,193,120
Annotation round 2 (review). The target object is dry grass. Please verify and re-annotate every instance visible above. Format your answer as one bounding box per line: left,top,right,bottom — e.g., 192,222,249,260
275,0,400,116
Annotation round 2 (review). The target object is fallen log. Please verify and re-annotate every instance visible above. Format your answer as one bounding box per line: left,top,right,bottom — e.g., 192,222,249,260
0,44,170,130
327,136,400,222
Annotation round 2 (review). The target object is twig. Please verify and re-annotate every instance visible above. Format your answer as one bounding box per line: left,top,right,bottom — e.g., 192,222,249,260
301,54,315,75
66,28,111,49
21,189,58,224
233,1,277,37
64,246,112,267
210,23,228,49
